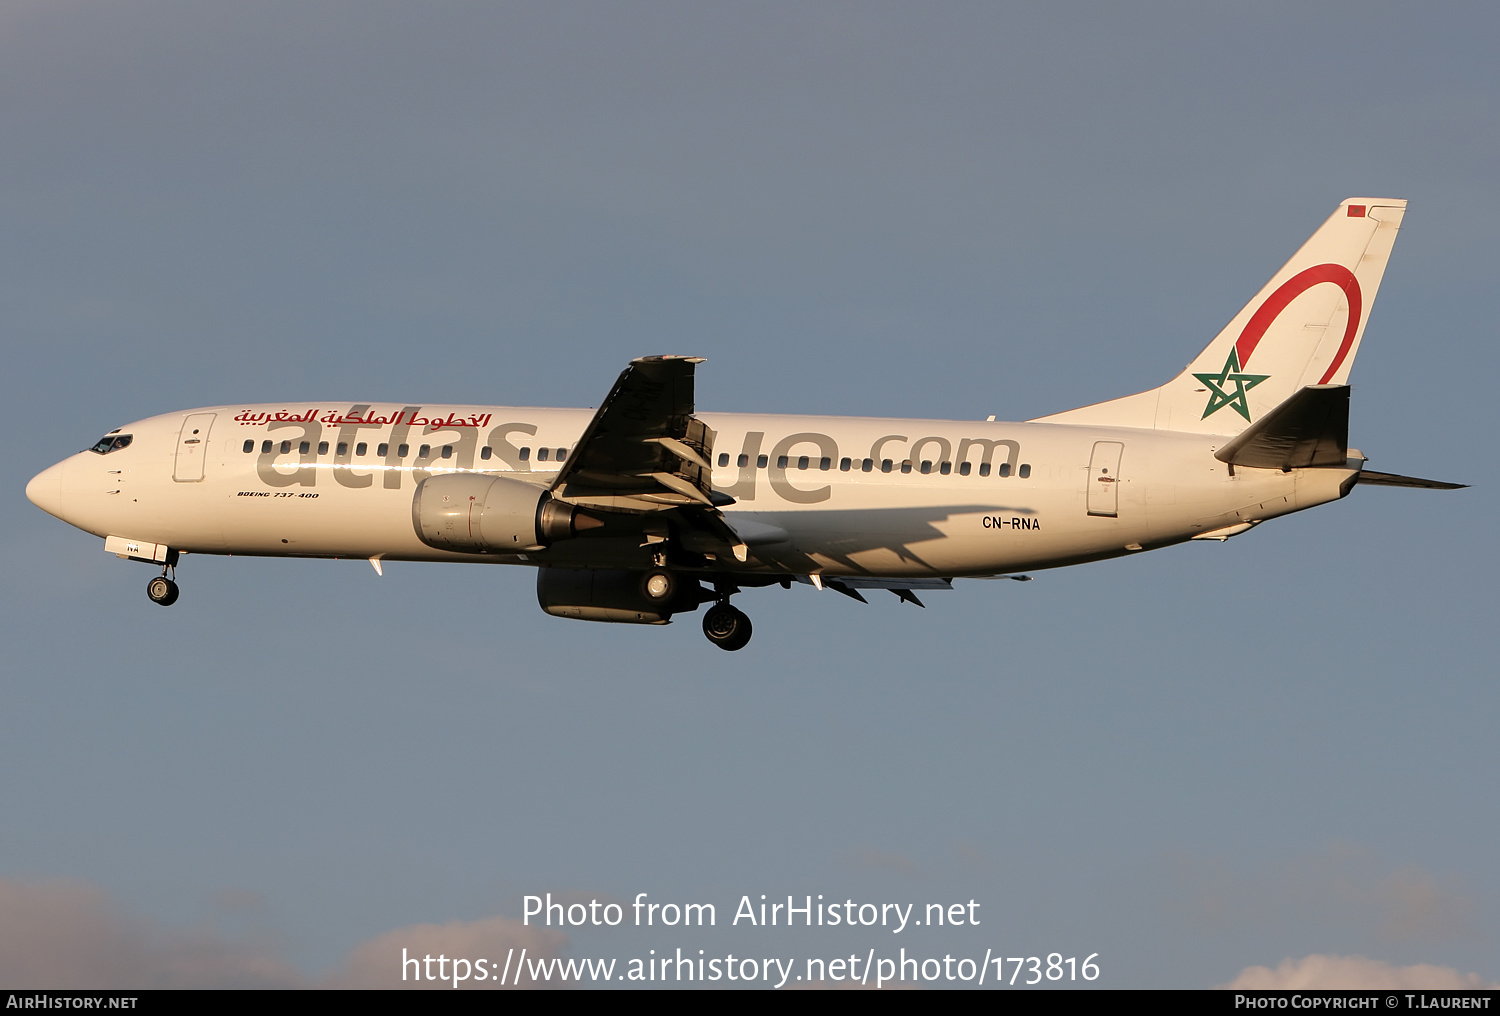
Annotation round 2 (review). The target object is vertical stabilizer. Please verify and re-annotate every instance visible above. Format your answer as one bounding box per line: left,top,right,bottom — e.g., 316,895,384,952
1034,198,1406,434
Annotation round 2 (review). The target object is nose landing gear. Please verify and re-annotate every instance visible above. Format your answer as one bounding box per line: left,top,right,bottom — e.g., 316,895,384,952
146,574,179,606
702,601,752,651
146,550,180,606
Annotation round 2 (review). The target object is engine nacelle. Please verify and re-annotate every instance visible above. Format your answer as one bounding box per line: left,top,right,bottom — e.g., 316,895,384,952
537,567,701,624
412,473,583,553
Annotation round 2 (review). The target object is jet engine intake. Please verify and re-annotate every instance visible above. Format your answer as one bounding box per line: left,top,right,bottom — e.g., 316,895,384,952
412,473,594,553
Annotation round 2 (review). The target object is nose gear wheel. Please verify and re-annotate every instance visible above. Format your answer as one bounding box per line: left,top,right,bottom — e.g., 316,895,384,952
146,576,179,606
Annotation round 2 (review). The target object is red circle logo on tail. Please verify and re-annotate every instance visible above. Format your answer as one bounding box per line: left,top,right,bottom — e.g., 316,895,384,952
1195,263,1363,421
1236,263,1362,385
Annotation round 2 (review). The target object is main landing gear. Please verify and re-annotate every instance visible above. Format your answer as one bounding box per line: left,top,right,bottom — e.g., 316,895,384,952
702,601,752,652
643,560,752,650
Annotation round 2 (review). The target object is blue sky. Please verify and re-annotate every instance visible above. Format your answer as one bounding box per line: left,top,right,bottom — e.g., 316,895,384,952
1,2,1494,988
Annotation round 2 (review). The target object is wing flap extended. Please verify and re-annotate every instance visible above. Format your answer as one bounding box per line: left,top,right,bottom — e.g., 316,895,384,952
794,575,954,591
551,356,718,509
793,575,952,607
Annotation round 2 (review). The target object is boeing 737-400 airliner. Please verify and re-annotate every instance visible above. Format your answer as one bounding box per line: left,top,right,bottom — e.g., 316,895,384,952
26,198,1462,649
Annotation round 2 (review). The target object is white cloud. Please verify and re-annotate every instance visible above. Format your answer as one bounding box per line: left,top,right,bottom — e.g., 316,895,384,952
326,915,568,989
1222,954,1497,990
0,878,301,989
0,876,567,989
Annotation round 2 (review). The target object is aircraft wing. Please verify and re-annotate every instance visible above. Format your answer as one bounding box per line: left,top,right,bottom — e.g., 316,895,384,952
551,355,727,511
793,574,954,607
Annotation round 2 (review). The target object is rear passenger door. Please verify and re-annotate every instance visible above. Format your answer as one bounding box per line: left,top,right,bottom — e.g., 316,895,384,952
1087,441,1124,517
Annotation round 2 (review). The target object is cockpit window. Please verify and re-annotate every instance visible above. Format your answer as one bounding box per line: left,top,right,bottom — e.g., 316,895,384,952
88,434,133,454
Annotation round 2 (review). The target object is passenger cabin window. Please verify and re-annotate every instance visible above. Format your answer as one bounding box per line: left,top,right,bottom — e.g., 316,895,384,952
377,443,389,457
441,445,453,459
998,462,1011,477
862,458,873,472
261,440,273,454
281,440,292,454
519,447,530,461
940,461,951,475
537,447,549,462
418,444,430,459
756,454,768,469
480,446,492,460
959,461,971,476
881,459,892,472
355,442,367,456
557,448,567,461
797,456,809,470
979,463,991,476
718,453,730,467
317,441,329,455
839,457,851,471
920,460,932,474
900,460,913,474
297,441,310,454
1019,464,1031,478
737,454,749,468
398,444,409,457
88,434,133,454
777,456,788,469
242,439,254,453
337,442,348,456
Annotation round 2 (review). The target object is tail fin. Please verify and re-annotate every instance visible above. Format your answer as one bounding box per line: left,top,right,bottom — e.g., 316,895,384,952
1034,198,1407,434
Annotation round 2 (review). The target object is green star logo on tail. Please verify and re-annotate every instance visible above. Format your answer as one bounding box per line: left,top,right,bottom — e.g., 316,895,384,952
1194,349,1270,421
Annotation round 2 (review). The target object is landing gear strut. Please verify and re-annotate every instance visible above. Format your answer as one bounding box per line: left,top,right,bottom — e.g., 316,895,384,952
147,552,180,606
702,601,752,651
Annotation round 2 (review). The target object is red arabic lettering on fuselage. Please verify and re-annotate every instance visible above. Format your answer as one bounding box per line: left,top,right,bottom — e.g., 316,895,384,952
234,408,494,428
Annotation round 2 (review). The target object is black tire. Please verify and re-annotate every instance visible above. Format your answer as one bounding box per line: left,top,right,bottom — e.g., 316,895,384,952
147,576,179,606
641,569,675,603
702,603,752,651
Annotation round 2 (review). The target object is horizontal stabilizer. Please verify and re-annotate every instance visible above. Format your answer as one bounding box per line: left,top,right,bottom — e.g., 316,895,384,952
1356,470,1467,490
1214,385,1348,469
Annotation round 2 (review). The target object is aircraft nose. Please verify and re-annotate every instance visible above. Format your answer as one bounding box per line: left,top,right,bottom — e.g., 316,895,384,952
25,461,66,520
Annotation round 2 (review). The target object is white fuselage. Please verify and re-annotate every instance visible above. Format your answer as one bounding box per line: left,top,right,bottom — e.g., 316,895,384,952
28,402,1356,578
